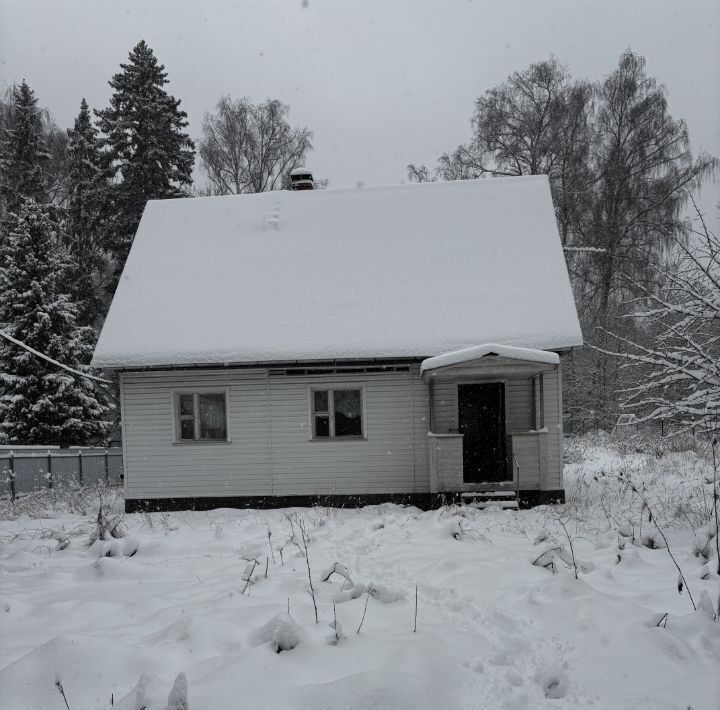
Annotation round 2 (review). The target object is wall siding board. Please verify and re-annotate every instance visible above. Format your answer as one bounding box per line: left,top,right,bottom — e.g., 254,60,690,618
411,364,431,492
122,367,428,499
122,370,272,498
268,370,417,495
542,367,563,489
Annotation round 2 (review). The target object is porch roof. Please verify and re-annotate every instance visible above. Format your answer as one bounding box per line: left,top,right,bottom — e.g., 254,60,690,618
420,343,559,377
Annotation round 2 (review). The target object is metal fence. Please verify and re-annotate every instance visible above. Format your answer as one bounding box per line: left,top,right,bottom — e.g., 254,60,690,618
0,448,123,496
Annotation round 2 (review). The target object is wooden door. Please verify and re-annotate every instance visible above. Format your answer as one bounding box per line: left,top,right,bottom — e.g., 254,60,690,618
458,383,508,483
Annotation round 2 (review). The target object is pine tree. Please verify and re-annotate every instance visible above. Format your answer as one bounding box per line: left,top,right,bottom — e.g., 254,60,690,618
0,81,51,215
64,98,110,326
96,40,195,282
0,198,111,446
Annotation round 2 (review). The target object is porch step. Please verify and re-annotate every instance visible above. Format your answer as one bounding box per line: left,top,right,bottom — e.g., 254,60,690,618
461,491,519,510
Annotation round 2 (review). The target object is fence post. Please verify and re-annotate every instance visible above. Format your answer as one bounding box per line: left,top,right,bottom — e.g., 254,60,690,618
8,452,15,500
47,451,53,489
104,449,109,484
78,449,83,486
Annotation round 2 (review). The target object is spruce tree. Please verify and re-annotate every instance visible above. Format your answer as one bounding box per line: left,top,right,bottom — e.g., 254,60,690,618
0,198,111,446
96,40,195,282
0,81,51,215
65,98,110,326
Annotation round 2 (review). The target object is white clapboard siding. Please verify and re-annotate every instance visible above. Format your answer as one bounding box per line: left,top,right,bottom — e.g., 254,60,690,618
121,365,432,499
542,366,563,490
121,370,271,498
511,434,543,488
411,364,431,491
121,364,563,499
268,367,424,495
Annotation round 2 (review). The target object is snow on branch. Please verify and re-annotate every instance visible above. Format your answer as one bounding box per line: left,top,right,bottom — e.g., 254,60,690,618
598,202,720,433
0,329,112,384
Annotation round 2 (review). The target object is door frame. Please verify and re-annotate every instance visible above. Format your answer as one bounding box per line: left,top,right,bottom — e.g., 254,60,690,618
456,378,515,486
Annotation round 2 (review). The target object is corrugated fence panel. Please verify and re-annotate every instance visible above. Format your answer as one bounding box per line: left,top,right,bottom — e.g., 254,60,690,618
0,450,123,495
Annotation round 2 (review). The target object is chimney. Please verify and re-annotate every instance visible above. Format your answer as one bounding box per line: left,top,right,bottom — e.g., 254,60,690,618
289,167,314,191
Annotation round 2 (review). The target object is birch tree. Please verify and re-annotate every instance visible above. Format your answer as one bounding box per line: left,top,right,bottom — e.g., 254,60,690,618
601,204,720,433
408,58,594,248
577,50,716,316
199,96,313,194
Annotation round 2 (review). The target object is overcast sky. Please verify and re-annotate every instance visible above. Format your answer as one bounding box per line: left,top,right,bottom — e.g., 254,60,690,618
1,0,718,216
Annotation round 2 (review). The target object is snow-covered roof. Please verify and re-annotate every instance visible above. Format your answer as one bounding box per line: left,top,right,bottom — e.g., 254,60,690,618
92,176,582,368
420,344,560,375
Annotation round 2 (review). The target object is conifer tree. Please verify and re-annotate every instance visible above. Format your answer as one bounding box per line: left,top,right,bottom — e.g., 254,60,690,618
96,40,195,281
65,98,110,326
0,81,51,215
0,199,111,446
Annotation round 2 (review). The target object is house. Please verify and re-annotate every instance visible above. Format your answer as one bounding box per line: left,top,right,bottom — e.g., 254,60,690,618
91,175,583,512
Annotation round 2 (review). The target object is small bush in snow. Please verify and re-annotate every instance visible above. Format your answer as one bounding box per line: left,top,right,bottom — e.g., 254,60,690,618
256,613,302,652
692,529,715,560
54,674,71,709
640,530,667,550
321,562,353,588
327,602,345,645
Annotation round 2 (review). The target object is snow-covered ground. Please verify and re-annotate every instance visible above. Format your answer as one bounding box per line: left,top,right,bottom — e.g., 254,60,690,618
1,438,719,709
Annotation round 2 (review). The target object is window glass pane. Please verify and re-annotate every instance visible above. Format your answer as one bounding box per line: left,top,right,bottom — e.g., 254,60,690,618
198,393,227,440
179,394,194,416
313,390,328,412
334,389,362,436
315,415,330,437
180,418,195,440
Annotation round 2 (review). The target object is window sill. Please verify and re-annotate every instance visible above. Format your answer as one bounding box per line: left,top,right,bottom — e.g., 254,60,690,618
309,436,368,442
172,439,233,445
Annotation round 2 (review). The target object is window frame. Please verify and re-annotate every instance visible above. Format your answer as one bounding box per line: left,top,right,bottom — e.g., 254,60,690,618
307,384,367,441
171,388,231,444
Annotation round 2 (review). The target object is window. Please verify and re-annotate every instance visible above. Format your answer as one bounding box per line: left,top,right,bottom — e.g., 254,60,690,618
174,391,228,442
311,387,364,439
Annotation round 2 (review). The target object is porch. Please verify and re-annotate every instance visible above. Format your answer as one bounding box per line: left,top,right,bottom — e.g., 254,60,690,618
421,344,561,494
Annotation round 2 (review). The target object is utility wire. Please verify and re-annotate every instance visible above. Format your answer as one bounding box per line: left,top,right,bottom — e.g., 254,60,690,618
0,329,112,384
